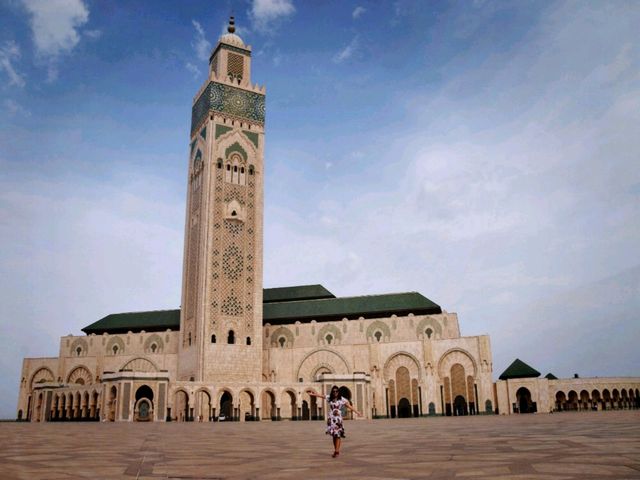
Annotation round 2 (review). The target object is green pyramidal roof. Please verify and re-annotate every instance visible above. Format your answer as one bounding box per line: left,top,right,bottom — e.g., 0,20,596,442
263,284,335,303
545,373,558,380
83,309,180,335
499,358,541,380
263,291,440,325
81,286,442,334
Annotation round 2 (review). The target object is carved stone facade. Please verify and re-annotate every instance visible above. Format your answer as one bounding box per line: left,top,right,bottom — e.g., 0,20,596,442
16,20,640,423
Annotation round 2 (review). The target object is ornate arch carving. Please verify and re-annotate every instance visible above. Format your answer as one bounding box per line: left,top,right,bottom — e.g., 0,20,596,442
437,348,477,378
120,357,158,373
66,365,93,385
366,320,391,342
216,131,257,159
270,326,294,348
296,348,350,382
383,352,421,381
317,324,341,345
416,317,443,339
144,334,164,354
30,367,54,389
106,336,125,355
69,338,89,357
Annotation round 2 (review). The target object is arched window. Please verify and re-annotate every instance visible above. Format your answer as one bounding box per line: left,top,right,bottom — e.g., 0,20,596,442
226,164,230,171
249,166,254,175
326,334,333,345
233,165,237,172
240,167,245,174
228,330,235,344
278,336,286,348
112,345,119,355
211,334,216,344
374,331,382,342
76,346,82,356
425,328,433,339
188,332,192,346
246,336,251,345
150,343,157,353
217,160,222,169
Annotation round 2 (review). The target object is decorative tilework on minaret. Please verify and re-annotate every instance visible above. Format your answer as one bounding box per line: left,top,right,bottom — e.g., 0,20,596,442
178,17,265,383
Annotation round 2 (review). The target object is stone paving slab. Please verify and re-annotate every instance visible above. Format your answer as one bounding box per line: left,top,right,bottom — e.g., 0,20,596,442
0,411,639,479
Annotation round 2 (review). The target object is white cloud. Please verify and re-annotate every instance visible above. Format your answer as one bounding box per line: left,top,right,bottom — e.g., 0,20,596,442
22,0,89,56
264,2,640,377
352,6,366,19
21,0,91,82
83,29,102,39
185,61,201,79
4,99,31,117
191,20,211,62
249,0,295,33
333,36,358,63
0,41,25,87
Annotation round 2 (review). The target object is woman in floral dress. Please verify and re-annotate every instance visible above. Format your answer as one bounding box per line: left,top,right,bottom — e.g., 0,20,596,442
307,386,362,457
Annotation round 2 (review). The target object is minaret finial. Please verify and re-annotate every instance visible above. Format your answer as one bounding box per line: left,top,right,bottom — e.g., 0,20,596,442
228,16,236,34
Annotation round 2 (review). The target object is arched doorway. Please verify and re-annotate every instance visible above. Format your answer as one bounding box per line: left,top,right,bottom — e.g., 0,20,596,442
398,398,412,418
602,389,611,410
135,385,154,422
174,390,189,421
591,389,601,411
281,390,297,420
195,390,212,422
339,386,352,419
568,391,578,411
220,391,233,420
108,386,117,421
239,390,255,421
580,390,590,410
516,387,533,413
261,390,276,420
555,391,566,411
453,395,467,416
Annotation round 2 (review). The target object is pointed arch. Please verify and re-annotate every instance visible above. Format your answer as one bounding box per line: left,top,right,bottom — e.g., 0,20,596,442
437,348,477,378
30,367,55,389
66,365,93,385
383,352,421,381
119,357,159,373
296,348,350,382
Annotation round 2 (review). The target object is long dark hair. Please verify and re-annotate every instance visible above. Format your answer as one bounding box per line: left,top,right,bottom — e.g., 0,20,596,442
330,385,340,400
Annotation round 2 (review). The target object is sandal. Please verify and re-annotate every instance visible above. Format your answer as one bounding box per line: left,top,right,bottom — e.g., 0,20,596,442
332,451,340,458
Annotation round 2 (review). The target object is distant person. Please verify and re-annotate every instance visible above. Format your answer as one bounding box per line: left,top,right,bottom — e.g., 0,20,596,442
307,386,361,457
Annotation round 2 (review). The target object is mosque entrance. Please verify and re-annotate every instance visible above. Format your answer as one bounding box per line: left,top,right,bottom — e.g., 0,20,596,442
398,398,411,418
339,386,352,419
134,385,154,422
220,391,233,420
516,387,535,413
453,395,467,416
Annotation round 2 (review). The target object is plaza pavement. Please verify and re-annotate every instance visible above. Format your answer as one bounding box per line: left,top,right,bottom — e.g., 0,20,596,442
0,411,639,480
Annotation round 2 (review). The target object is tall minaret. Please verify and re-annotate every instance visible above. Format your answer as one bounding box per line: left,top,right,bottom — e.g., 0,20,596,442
178,17,265,383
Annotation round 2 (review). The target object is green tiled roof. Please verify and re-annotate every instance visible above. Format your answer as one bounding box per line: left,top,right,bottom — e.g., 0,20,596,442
545,373,558,380
263,291,441,325
82,309,180,335
82,288,442,334
499,358,541,380
263,284,335,303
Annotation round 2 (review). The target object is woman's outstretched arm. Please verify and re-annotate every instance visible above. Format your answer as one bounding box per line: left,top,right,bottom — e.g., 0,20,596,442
344,400,362,416
306,389,325,399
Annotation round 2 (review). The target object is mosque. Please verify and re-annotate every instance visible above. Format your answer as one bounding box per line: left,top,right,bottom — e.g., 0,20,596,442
17,19,640,423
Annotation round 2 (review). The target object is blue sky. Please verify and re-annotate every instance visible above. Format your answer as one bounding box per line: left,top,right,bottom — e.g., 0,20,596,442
1,0,639,418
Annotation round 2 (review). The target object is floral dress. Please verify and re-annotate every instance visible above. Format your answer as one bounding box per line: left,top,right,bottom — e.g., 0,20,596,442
325,395,348,438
